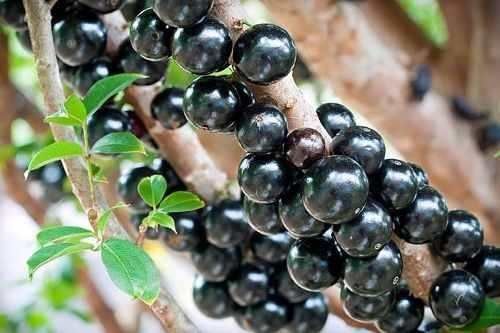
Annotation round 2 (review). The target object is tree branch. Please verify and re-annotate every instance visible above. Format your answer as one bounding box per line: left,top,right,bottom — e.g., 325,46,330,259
22,1,199,331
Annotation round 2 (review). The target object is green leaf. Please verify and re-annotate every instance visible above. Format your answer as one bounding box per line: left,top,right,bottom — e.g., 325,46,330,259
457,298,500,332
37,226,94,246
96,203,129,238
138,175,167,208
397,0,448,48
64,94,87,124
495,151,500,158
42,278,79,309
149,211,176,232
83,74,144,116
45,113,82,127
25,310,49,329
101,238,160,305
159,191,205,213
26,141,83,177
27,243,93,278
90,132,145,155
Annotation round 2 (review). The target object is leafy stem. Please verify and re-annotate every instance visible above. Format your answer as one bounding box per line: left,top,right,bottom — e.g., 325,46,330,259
81,122,96,215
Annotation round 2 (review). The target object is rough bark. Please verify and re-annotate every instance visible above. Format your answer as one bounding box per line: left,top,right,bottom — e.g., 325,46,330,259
22,1,199,331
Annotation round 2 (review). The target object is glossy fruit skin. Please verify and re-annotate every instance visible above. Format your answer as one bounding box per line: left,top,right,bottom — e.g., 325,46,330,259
303,155,369,224
330,126,386,175
0,0,26,30
411,64,431,101
316,103,356,138
37,162,67,203
172,18,231,74
152,158,185,193
284,294,328,333
432,210,483,262
228,264,269,306
163,212,205,251
78,0,124,13
451,96,488,121
204,199,249,248
376,289,424,333
87,106,131,146
151,87,187,129
193,275,235,318
131,211,162,239
333,198,393,258
395,185,448,244
231,80,255,108
183,76,240,132
429,270,485,328
275,266,313,303
53,11,107,66
342,287,395,322
409,162,429,189
233,24,297,85
284,128,326,169
126,110,148,139
243,196,284,235
118,165,157,211
287,236,344,291
129,8,175,61
477,122,500,151
250,232,292,264
278,183,326,239
464,246,500,297
191,244,241,282
236,103,288,153
117,41,168,85
240,296,292,333
121,0,152,22
344,241,403,296
371,159,418,210
153,0,213,28
74,56,114,96
238,154,290,204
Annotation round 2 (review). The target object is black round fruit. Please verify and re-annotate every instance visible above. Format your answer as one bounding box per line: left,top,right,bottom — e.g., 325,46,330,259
129,8,175,61
233,24,297,85
153,0,213,28
228,263,269,306
432,210,483,262
375,288,425,333
395,185,448,244
278,182,326,239
16,30,32,52
275,266,313,303
78,0,124,13
172,18,231,74
240,296,292,333
231,80,255,108
371,159,418,210
284,128,326,169
53,11,107,66
0,0,26,30
204,199,249,248
250,232,292,264
429,270,484,328
316,102,356,138
287,236,343,291
464,246,500,297
408,162,429,189
74,56,114,96
284,294,328,333
303,155,369,224
236,103,287,153
342,287,395,322
163,212,205,251
330,125,386,175
344,241,403,296
333,198,393,258
243,196,284,235
192,275,234,319
118,165,156,211
117,41,168,85
238,154,290,204
183,76,239,132
121,0,152,22
410,64,431,101
477,122,500,151
191,244,240,282
151,87,187,129
87,106,131,146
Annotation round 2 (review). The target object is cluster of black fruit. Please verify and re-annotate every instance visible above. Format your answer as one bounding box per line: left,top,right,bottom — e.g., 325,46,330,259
2,0,500,332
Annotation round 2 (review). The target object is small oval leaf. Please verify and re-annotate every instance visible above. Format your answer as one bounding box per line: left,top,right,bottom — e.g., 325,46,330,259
90,132,145,155
45,113,82,127
84,74,144,116
64,94,87,123
138,175,167,208
101,238,160,305
159,191,205,213
149,211,176,232
97,203,129,238
37,226,94,246
27,141,83,176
